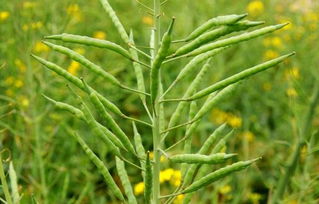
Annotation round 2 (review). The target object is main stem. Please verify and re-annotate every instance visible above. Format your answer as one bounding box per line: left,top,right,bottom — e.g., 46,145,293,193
152,0,161,203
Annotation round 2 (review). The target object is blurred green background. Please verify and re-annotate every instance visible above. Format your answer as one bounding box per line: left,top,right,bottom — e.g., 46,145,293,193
0,0,318,203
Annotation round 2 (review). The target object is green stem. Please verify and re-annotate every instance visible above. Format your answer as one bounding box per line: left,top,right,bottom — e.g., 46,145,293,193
0,153,13,204
152,0,161,203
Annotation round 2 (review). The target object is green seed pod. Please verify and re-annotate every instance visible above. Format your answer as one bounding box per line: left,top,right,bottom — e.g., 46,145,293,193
133,122,146,173
184,13,248,42
9,162,19,204
150,18,175,103
174,20,264,57
186,23,289,57
31,54,124,117
45,33,132,60
115,157,138,204
212,130,234,154
71,132,125,201
188,52,295,100
170,153,236,164
182,158,260,194
164,47,228,96
98,0,130,44
81,102,121,157
129,31,147,103
144,152,152,204
42,41,121,86
84,83,136,154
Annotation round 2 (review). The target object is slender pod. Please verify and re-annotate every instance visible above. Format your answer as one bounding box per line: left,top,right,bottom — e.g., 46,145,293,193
45,33,132,60
43,41,147,95
150,18,175,103
185,23,289,57
31,54,124,116
173,20,264,57
170,153,236,164
183,13,248,42
129,31,147,103
71,132,125,201
162,60,210,144
144,152,153,204
9,162,20,204
133,122,146,173
187,52,295,100
83,80,136,154
80,102,121,157
163,47,228,97
98,0,130,44
115,157,138,204
182,158,260,194
212,130,235,154
43,95,127,151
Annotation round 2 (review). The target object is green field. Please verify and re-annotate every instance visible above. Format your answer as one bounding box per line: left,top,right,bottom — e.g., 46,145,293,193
0,0,318,203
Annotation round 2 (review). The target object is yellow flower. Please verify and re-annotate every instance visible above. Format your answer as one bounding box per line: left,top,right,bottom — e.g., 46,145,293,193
210,109,229,125
74,48,85,55
285,67,300,80
20,97,30,107
242,131,255,142
67,61,81,76
0,11,10,21
142,16,153,25
149,151,166,162
14,80,24,88
227,114,242,128
22,24,29,31
160,168,174,183
15,59,27,72
5,77,15,85
271,37,283,48
170,170,182,187
286,200,298,204
173,194,185,204
263,50,279,60
67,4,82,21
33,41,49,53
248,192,262,204
5,89,14,97
247,1,264,17
219,185,232,194
23,2,37,9
134,182,144,195
93,31,107,40
286,88,298,97
31,21,43,29
262,82,272,91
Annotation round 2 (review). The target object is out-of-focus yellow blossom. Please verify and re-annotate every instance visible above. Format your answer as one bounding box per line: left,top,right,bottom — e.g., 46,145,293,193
210,109,242,128
0,11,10,21
263,50,279,60
5,77,15,85
304,12,319,23
286,199,298,204
5,89,14,97
22,24,29,31
286,88,298,97
262,82,272,91
142,16,153,25
246,1,264,17
285,67,300,80
170,170,182,186
173,194,185,204
15,59,27,72
67,4,82,21
242,131,255,142
134,182,144,195
263,36,283,48
149,151,166,162
67,61,81,76
31,21,43,29
248,192,262,204
160,168,174,183
33,41,49,53
219,185,232,194
14,80,24,88
23,1,37,9
227,114,242,128
20,97,30,107
93,31,106,40
74,48,85,55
